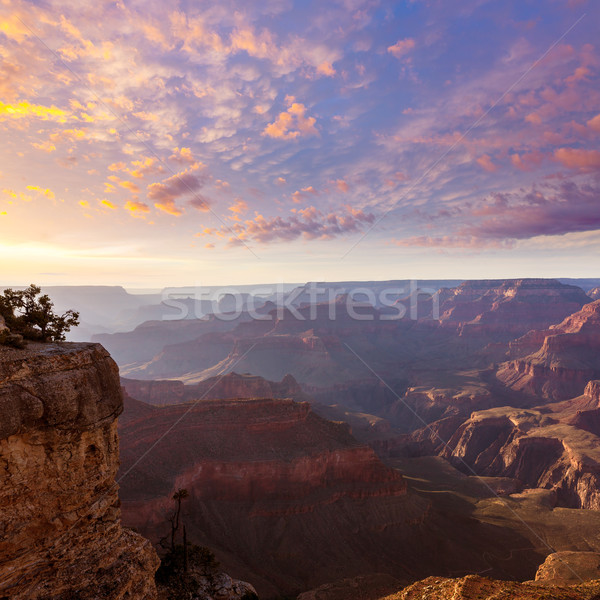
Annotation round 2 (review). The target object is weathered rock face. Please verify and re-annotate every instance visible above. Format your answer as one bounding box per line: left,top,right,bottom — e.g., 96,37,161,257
535,551,600,585
588,287,600,301
122,371,309,406
384,574,600,600
436,279,589,333
0,343,159,600
439,392,600,510
118,393,437,598
498,300,600,401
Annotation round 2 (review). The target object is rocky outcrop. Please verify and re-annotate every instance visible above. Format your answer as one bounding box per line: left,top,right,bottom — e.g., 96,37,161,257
588,287,600,301
0,342,159,599
382,574,600,600
121,371,309,406
297,573,404,600
437,279,589,333
118,393,434,597
535,551,600,585
498,300,600,401
440,397,600,509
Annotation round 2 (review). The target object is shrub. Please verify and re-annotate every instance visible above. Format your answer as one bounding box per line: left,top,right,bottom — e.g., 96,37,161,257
0,284,79,344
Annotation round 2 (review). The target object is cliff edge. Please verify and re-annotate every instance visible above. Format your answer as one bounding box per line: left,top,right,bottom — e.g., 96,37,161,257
0,342,159,599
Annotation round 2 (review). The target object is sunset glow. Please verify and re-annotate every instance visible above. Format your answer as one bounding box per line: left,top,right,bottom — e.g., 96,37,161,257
0,0,598,286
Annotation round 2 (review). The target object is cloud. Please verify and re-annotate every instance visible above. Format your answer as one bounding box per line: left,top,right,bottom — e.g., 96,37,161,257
228,199,249,216
387,38,415,60
316,61,336,77
476,154,498,172
124,200,150,216
31,141,57,153
148,170,204,216
188,194,212,212
554,147,600,171
466,181,600,242
587,113,600,132
263,102,318,140
26,185,55,200
395,236,510,249
0,101,68,122
119,180,141,193
217,204,375,245
335,179,350,193
101,199,117,209
169,147,197,165
292,186,318,203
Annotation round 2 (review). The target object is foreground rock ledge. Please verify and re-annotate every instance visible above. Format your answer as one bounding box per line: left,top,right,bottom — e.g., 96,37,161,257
0,342,159,600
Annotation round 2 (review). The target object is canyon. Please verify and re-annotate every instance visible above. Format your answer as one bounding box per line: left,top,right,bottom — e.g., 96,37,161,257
5,277,600,599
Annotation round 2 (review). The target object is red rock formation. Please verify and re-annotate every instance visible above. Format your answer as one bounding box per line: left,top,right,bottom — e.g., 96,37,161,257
117,394,438,597
438,393,600,510
437,279,589,333
0,343,159,599
121,371,309,406
381,574,600,600
498,300,600,401
535,551,600,585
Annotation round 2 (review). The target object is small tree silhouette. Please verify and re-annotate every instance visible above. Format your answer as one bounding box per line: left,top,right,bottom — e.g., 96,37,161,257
0,284,79,343
169,488,189,553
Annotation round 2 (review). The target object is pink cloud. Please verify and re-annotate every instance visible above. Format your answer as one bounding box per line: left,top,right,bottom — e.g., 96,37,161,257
476,154,498,172
292,186,318,203
587,113,600,132
554,147,600,171
463,181,600,240
387,38,415,60
217,205,375,245
148,171,204,216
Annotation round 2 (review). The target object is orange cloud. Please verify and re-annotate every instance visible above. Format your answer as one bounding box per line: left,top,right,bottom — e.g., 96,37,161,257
554,147,600,171
119,181,141,193
129,157,163,178
335,179,349,193
32,141,57,153
387,38,415,59
26,185,55,200
101,200,117,209
263,102,318,140
0,101,67,122
317,61,336,77
229,199,248,215
124,200,150,216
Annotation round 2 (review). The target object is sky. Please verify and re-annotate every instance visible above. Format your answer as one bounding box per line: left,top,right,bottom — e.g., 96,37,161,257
0,0,599,287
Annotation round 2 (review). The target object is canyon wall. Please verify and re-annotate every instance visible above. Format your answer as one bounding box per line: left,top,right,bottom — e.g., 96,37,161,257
440,381,600,509
0,343,159,600
118,393,440,597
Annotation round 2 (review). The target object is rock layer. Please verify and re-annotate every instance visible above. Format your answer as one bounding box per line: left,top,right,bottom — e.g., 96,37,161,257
498,300,600,401
118,393,437,597
0,343,159,600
